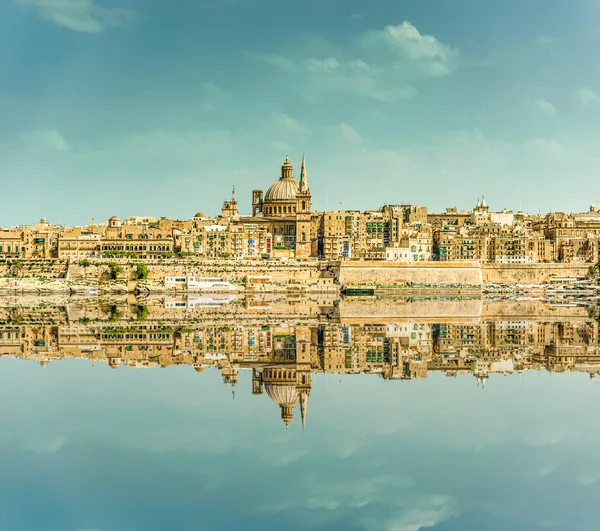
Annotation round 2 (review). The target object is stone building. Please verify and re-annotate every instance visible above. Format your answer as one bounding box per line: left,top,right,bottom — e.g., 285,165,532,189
248,155,314,259
0,229,23,258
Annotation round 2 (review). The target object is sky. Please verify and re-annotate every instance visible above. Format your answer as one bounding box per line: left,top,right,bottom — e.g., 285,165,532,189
1,359,600,531
1,0,600,226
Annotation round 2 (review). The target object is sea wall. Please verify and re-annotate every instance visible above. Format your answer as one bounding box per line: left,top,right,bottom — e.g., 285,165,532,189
338,298,483,323
337,261,483,288
338,298,592,322
0,258,594,293
0,259,335,293
482,263,590,284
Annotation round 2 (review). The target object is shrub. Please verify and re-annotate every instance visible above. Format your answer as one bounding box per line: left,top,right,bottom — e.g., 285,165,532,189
108,262,122,280
136,304,149,322
136,263,149,280
108,305,122,322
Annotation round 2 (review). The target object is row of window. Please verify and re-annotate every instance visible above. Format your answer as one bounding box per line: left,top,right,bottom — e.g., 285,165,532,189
0,245,19,253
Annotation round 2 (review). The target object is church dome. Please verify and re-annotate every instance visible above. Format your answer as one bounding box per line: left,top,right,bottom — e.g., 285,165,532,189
264,383,299,406
264,155,299,202
265,179,299,202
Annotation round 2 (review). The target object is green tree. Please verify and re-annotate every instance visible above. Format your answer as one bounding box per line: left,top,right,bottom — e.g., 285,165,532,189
136,263,149,280
136,304,149,322
108,305,122,322
108,262,122,280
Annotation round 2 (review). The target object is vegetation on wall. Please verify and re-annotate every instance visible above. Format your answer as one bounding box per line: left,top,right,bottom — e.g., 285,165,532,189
107,262,122,280
136,263,149,280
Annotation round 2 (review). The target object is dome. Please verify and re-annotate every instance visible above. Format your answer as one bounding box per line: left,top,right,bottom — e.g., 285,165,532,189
194,212,205,218
263,155,299,203
109,215,120,222
265,383,299,430
264,178,299,202
194,367,205,373
265,383,299,406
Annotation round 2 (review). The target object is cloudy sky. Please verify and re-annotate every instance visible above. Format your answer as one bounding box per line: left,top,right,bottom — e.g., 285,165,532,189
1,0,600,226
1,359,600,531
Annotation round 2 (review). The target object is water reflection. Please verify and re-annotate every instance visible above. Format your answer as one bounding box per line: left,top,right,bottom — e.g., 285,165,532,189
1,295,599,432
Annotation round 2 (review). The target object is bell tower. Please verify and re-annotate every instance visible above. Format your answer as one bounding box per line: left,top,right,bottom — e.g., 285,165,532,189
295,155,313,259
252,190,263,216
221,186,239,218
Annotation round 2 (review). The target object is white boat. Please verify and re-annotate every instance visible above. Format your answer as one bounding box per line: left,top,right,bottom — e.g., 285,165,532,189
164,275,237,292
164,294,237,308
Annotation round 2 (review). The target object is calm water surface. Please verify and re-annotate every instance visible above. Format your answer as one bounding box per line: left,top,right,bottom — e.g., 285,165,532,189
1,298,599,531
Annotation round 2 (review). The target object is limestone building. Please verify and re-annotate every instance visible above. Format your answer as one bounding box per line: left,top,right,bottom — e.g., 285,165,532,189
248,155,314,259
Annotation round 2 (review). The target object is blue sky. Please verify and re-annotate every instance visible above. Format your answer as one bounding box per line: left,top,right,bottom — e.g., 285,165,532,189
1,359,600,531
1,0,600,226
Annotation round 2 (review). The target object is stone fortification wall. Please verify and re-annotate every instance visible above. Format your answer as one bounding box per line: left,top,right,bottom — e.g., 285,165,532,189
65,296,332,326
0,259,333,293
481,300,592,322
67,258,325,283
338,298,483,323
338,298,593,322
0,260,69,279
0,259,594,294
338,261,483,287
482,263,590,284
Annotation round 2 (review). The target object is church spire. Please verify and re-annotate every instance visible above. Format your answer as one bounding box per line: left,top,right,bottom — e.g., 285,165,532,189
299,154,308,192
300,391,308,431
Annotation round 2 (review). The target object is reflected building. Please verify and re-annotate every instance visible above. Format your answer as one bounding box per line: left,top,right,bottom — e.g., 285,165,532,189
1,299,600,428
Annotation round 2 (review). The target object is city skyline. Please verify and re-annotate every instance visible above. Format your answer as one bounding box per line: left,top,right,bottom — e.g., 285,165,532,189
2,0,600,225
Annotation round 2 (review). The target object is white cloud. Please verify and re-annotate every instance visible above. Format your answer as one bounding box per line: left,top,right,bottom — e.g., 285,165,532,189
267,113,310,136
575,472,600,486
524,138,567,163
360,21,460,77
200,83,231,100
338,123,362,144
305,57,340,73
536,35,555,45
255,21,458,102
20,129,69,151
575,87,600,110
528,98,557,117
16,0,133,34
253,53,297,73
302,56,416,101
